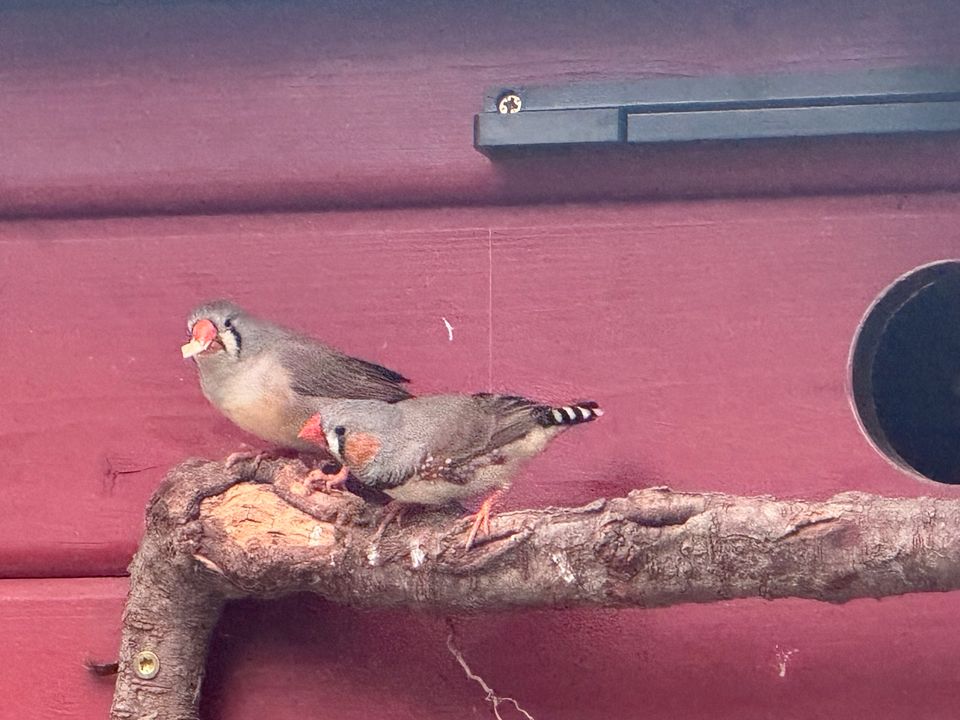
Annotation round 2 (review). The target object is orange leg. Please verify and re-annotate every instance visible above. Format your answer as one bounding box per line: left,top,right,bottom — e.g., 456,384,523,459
464,490,505,550
305,462,350,493
224,448,271,470
223,447,296,473
372,501,409,542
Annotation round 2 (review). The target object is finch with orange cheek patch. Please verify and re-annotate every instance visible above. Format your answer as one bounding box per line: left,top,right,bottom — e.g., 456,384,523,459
297,394,602,549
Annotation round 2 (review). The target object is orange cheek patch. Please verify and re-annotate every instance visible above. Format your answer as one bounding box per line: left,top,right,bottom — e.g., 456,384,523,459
344,433,381,469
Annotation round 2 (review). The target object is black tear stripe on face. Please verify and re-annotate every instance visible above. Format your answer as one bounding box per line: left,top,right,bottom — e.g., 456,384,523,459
334,426,346,456
223,317,241,357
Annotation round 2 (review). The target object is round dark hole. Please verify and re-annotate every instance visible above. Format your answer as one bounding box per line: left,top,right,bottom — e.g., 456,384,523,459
850,260,960,484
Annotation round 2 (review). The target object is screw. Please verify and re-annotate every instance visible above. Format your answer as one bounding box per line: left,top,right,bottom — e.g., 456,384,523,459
497,92,522,114
133,650,160,680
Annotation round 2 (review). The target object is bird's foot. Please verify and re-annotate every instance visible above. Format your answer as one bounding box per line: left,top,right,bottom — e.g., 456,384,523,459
223,447,299,480
224,448,276,470
304,461,349,494
371,501,409,543
464,490,505,550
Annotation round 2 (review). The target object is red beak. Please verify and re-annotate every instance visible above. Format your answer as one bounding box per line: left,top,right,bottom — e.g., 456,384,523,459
181,318,218,358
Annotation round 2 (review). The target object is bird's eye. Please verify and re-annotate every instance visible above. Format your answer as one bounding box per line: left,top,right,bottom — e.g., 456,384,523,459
334,426,346,436
223,317,233,329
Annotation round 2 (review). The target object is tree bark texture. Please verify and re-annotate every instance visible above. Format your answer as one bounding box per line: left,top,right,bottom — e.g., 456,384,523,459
110,457,960,719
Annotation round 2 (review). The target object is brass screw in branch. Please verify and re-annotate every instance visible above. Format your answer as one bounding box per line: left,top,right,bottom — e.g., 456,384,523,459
133,650,160,679
497,92,522,114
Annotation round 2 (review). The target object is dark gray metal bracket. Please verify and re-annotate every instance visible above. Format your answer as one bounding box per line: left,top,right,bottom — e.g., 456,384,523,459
474,67,960,153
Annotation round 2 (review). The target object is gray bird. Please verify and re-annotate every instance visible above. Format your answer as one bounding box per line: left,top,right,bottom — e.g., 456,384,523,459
297,393,602,547
181,300,412,454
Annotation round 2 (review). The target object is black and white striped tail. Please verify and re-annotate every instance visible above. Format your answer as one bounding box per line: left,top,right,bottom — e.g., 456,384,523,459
535,400,603,427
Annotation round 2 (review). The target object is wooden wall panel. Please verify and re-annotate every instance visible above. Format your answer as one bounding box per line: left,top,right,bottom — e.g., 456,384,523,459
203,594,960,720
7,578,960,719
2,0,960,218
2,193,959,577
0,578,122,720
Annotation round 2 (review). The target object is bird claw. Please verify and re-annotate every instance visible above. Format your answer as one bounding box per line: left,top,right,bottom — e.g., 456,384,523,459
463,510,488,550
224,448,279,471
304,462,349,494
463,490,505,550
371,502,408,543
223,450,255,470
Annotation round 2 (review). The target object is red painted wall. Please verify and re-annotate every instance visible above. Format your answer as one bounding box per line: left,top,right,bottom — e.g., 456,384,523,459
3,2,960,719
2,0,960,217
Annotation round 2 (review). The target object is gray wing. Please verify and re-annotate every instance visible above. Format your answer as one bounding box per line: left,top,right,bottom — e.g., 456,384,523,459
280,335,412,402
463,394,544,455
358,394,543,489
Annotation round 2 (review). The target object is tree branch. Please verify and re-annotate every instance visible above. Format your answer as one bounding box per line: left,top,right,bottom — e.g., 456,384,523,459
110,458,960,719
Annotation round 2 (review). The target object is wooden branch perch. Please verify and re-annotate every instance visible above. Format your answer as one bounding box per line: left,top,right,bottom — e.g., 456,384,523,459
110,458,960,719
